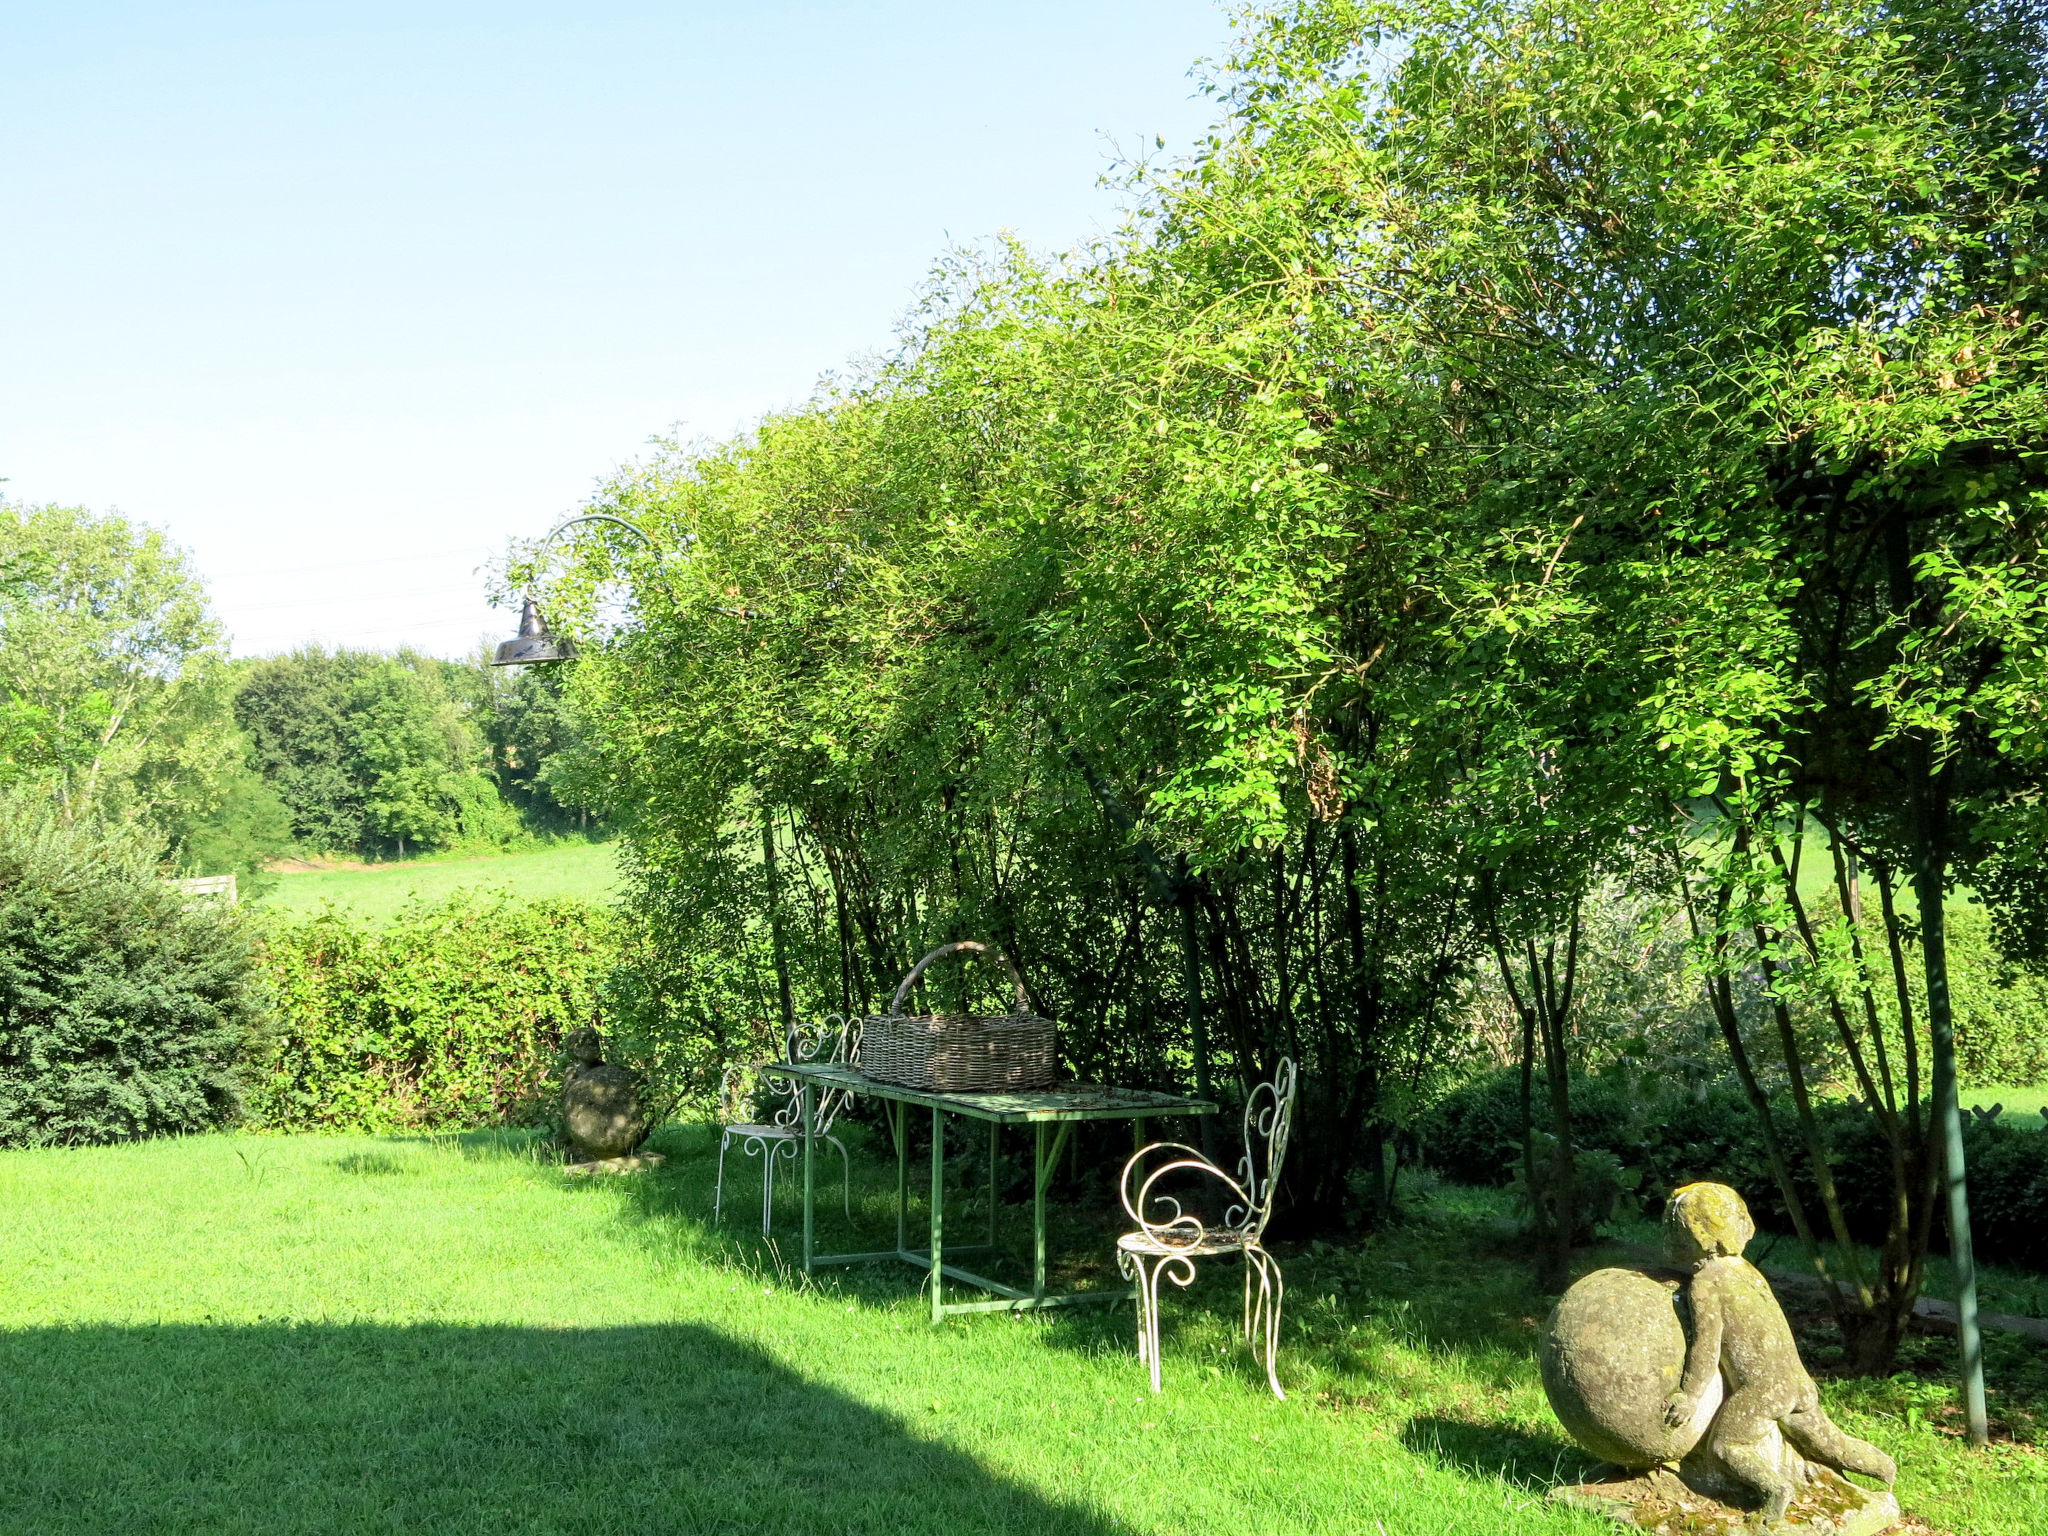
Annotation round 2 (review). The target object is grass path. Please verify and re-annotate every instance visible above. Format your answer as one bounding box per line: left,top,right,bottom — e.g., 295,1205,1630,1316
0,1127,2037,1534
258,839,618,924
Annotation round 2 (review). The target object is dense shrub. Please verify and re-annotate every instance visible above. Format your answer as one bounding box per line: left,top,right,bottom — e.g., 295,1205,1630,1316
247,891,617,1132
0,812,266,1146
1422,1068,2048,1272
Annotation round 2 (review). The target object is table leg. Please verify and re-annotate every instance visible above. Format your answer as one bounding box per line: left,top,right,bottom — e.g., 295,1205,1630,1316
1033,1122,1047,1300
930,1105,945,1324
987,1122,998,1248
893,1101,907,1256
802,1083,815,1273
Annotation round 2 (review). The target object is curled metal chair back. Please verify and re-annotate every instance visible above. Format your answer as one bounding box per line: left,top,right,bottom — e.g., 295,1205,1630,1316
1234,1057,1297,1240
1120,1057,1298,1250
765,1014,860,1134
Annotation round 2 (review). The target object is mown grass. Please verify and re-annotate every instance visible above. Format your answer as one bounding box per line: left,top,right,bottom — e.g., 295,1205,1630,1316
1,1126,2039,1535
1961,1084,2048,1126
257,839,619,924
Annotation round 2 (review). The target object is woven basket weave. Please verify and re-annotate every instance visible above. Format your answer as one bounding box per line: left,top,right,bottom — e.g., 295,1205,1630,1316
857,941,1056,1093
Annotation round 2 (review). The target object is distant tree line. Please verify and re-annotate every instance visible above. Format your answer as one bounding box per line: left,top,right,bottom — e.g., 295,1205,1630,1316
0,499,598,872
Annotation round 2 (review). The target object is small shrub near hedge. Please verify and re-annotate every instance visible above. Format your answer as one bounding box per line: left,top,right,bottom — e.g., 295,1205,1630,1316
246,891,615,1133
1422,1068,2048,1273
0,812,266,1147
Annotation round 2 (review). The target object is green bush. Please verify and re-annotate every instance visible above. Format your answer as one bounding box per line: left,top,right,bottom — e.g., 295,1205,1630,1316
247,891,617,1133
0,812,266,1146
1423,1067,2048,1272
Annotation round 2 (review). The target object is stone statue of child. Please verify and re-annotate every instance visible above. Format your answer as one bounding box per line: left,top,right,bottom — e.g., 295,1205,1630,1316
1661,1183,1897,1522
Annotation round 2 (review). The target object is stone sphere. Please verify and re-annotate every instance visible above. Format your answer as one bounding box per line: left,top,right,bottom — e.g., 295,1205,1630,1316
562,1061,649,1161
1540,1267,1723,1469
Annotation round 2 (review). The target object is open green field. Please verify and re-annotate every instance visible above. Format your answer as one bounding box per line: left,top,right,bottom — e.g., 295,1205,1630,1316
2,1127,2039,1535
257,840,619,923
1963,1085,2048,1126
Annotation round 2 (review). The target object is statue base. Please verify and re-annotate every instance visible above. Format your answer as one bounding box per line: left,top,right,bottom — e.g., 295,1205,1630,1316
1550,1465,1900,1536
563,1153,667,1177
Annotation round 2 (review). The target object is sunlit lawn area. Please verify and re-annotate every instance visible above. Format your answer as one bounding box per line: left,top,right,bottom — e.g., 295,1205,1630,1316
257,839,619,925
2,1126,2041,1535
1961,1084,2048,1125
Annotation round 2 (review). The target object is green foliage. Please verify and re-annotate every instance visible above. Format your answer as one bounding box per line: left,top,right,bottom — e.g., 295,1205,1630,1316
1506,1131,1640,1244
246,891,617,1132
0,806,267,1146
235,645,597,859
1944,905,2048,1087
345,660,458,854
471,655,597,835
0,501,270,863
1427,1067,2048,1272
235,646,375,851
164,758,296,880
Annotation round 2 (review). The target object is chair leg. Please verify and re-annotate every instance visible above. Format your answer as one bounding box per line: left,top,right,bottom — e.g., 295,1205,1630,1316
761,1140,777,1237
714,1131,732,1221
826,1134,852,1220
1118,1251,1162,1392
1245,1245,1285,1400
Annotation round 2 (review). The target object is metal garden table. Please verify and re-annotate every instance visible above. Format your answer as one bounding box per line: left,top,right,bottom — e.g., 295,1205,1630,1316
781,1062,1215,1321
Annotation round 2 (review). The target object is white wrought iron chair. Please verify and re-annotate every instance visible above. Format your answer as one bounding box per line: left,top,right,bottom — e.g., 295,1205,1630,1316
1116,1057,1298,1399
713,1015,860,1236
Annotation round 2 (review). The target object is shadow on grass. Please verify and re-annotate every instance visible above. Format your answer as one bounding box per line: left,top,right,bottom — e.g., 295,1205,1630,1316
562,1123,1551,1395
1399,1414,1595,1492
0,1320,1132,1536
590,1122,1132,1305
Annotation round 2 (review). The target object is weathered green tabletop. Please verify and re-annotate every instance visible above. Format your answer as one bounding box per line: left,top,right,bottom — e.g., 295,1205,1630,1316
780,1063,1215,1321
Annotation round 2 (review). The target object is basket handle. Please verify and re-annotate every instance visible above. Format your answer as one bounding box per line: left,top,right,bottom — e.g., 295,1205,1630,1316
889,941,1029,1016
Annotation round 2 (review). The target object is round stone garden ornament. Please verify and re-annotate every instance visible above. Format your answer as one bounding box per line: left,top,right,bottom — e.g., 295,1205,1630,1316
1541,1266,1724,1468
561,1026,649,1162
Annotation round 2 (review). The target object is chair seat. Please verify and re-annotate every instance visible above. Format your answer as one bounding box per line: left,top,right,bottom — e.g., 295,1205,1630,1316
1117,1227,1256,1258
722,1123,798,1140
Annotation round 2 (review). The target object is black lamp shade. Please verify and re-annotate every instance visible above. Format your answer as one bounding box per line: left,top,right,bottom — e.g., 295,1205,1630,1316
492,596,575,666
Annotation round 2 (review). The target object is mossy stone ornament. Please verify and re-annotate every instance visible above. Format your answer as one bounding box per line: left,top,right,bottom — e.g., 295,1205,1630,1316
560,1026,649,1162
1541,1183,1901,1535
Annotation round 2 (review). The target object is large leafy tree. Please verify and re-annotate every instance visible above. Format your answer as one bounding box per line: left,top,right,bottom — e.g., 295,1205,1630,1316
0,502,268,858
1201,0,2048,1384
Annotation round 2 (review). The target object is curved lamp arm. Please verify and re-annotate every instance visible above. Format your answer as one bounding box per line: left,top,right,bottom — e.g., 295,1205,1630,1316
533,512,660,557
495,511,756,665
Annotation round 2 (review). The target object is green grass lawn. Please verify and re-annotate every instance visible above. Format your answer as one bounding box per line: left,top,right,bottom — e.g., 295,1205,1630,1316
1963,1084,2048,1126
257,839,619,924
1,1127,2039,1535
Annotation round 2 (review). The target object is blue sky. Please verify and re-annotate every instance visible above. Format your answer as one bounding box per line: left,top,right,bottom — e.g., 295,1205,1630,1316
0,2,1235,656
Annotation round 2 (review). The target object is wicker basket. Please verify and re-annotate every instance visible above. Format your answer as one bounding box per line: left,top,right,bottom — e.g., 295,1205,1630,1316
857,941,1056,1092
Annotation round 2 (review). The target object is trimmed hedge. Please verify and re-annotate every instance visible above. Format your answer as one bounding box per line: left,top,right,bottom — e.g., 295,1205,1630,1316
246,891,615,1132
0,814,265,1146
1422,1068,2048,1272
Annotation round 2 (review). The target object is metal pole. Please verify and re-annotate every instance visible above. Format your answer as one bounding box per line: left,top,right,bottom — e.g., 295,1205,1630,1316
930,1106,946,1323
1178,859,1216,1161
1922,877,1989,1446
763,816,794,1032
